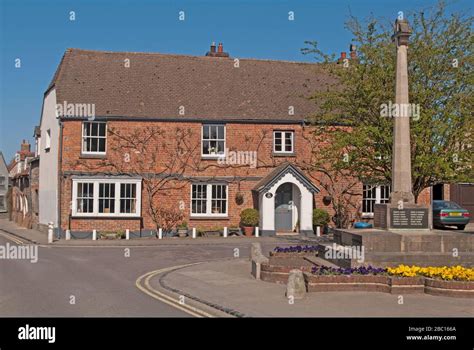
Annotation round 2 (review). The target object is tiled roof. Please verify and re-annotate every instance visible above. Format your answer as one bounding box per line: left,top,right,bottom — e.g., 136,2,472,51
48,48,336,122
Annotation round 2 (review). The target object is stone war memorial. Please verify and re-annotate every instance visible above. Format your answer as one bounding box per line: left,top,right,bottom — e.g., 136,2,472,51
373,18,431,231
327,18,474,268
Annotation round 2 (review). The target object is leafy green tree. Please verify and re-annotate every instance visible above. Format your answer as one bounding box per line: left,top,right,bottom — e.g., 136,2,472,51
303,1,473,202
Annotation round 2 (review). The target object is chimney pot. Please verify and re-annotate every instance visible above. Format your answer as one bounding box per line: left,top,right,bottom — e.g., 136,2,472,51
20,140,31,153
349,44,357,59
217,43,223,53
210,42,216,53
341,52,347,59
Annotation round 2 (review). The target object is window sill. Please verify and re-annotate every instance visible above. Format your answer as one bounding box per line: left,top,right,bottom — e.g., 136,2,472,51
71,215,141,219
272,152,296,157
80,153,107,159
201,155,224,160
190,216,229,220
361,213,374,219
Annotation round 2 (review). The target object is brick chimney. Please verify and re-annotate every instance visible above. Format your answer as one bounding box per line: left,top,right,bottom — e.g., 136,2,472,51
337,52,347,63
350,44,357,59
20,139,31,153
206,42,230,57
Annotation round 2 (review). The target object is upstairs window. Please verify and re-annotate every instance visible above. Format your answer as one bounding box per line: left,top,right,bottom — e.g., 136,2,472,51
45,129,51,151
202,124,225,157
82,122,106,154
273,131,294,153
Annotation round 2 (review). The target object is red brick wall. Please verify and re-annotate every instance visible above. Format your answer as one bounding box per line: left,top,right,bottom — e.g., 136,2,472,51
59,120,363,231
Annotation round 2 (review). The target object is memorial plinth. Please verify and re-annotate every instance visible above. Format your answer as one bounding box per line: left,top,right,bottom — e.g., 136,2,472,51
374,203,431,230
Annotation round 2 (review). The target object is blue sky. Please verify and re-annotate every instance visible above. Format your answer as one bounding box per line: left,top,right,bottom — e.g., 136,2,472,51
0,0,471,161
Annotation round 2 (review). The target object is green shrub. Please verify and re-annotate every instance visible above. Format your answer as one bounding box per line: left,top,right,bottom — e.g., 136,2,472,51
313,209,330,227
177,221,188,229
240,208,259,227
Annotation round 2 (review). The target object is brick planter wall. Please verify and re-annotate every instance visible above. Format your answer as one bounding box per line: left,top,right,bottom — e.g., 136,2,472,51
389,276,425,294
305,274,391,293
259,260,473,298
424,278,474,298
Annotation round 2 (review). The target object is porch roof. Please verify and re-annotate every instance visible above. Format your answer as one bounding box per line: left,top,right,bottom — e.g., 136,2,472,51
253,162,320,194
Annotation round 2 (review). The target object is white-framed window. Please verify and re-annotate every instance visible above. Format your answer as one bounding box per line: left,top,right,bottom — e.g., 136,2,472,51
72,178,141,217
76,182,94,214
45,129,51,150
120,183,137,214
273,131,294,153
362,184,391,216
0,176,5,189
202,124,225,157
191,183,228,216
82,122,106,154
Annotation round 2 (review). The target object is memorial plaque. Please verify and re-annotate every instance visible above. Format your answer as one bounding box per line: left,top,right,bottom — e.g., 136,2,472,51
390,208,429,229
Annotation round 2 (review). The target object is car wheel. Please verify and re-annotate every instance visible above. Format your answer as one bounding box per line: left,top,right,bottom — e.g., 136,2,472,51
457,225,466,230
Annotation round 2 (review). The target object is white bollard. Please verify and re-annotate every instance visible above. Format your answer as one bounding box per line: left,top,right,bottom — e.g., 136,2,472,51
192,227,196,239
65,229,71,241
316,226,321,237
126,229,130,240
48,229,53,244
158,228,163,240
223,227,228,238
92,229,97,240
255,226,259,238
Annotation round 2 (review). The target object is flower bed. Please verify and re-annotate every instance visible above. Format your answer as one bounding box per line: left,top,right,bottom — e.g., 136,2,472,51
270,245,319,258
387,265,474,281
259,261,474,297
311,265,386,276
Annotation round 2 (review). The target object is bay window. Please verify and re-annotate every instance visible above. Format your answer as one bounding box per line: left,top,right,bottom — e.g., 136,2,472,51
72,178,141,217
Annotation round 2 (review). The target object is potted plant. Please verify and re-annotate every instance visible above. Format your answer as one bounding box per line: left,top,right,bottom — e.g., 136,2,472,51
313,208,330,236
240,208,259,237
177,221,188,237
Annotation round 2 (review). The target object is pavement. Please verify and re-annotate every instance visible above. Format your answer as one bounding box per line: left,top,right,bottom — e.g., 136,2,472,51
0,218,325,247
148,259,474,317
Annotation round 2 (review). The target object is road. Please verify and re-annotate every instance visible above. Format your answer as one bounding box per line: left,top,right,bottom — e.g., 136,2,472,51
0,233,279,317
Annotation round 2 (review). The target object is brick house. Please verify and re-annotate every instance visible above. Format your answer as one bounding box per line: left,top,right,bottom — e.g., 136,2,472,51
37,46,434,237
0,152,8,213
7,139,39,228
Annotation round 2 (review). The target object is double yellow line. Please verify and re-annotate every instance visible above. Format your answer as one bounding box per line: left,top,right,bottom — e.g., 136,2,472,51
135,264,214,318
0,230,24,245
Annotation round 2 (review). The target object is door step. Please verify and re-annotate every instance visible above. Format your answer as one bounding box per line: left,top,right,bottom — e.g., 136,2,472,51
276,231,299,236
